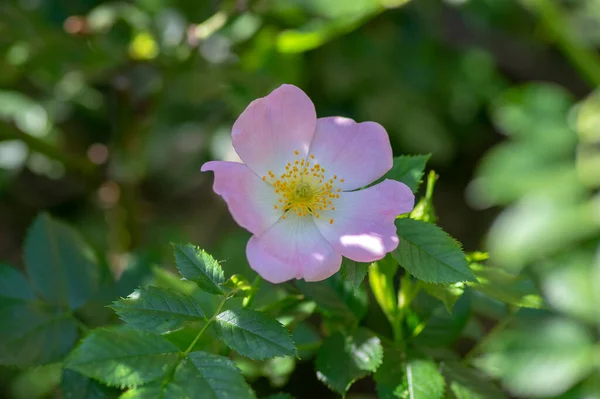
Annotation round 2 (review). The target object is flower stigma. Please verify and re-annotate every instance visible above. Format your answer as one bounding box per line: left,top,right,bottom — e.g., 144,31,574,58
263,150,341,223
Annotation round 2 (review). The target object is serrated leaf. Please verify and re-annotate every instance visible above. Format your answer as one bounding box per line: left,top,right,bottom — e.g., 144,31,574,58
296,274,367,326
61,369,121,399
173,244,225,295
393,218,475,283
422,282,465,313
377,155,430,193
475,318,595,397
441,361,506,399
316,328,383,395
66,328,180,388
119,383,183,399
395,358,445,399
0,263,35,300
170,352,256,398
24,213,99,309
111,286,206,334
0,301,78,367
340,259,369,292
214,308,296,360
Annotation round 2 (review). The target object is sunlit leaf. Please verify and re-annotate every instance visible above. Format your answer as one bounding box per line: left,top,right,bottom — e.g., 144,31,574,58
66,328,180,388
394,218,475,283
111,286,206,333
173,244,225,295
213,308,296,360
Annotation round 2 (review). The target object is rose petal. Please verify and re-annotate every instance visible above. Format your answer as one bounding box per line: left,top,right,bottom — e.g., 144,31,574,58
232,84,317,178
201,161,282,235
314,179,414,262
246,213,342,283
308,117,393,191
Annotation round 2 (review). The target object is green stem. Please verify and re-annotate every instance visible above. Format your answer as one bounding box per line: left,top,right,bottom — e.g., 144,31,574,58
184,294,230,355
0,126,99,179
529,0,600,86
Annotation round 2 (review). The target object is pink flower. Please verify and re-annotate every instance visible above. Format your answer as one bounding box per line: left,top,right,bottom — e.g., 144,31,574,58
202,85,414,283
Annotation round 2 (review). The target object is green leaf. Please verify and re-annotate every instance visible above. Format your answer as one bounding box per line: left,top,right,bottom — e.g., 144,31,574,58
61,369,121,399
213,308,296,360
173,244,225,295
173,352,256,398
374,345,406,399
119,383,182,399
263,394,294,399
395,357,445,399
422,282,465,313
393,218,475,283
0,263,35,300
110,286,206,334
24,213,99,309
0,301,78,367
66,328,180,388
475,318,595,397
468,263,543,309
441,361,506,399
339,259,369,292
296,274,367,326
316,328,383,395
122,352,257,399
378,155,430,193
413,292,471,347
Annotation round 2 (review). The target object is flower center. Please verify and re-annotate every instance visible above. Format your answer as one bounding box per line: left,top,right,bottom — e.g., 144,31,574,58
262,150,343,224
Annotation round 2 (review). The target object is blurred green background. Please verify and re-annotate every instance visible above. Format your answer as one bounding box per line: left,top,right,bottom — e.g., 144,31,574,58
1,0,600,398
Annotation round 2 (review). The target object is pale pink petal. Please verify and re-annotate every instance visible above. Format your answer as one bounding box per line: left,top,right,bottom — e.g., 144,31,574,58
314,180,414,263
201,161,282,236
308,117,393,191
232,84,317,178
246,213,342,283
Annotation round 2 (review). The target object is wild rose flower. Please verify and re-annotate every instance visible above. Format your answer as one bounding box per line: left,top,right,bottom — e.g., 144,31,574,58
202,85,414,283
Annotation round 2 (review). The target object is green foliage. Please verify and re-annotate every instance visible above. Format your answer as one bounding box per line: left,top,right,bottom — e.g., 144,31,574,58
61,370,120,399
339,258,369,292
375,347,445,399
24,213,99,310
316,328,383,395
395,357,445,399
296,274,367,327
377,155,430,193
0,213,109,368
66,328,180,388
173,244,225,295
213,308,297,360
475,318,596,397
393,218,475,283
111,286,206,333
441,362,506,399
